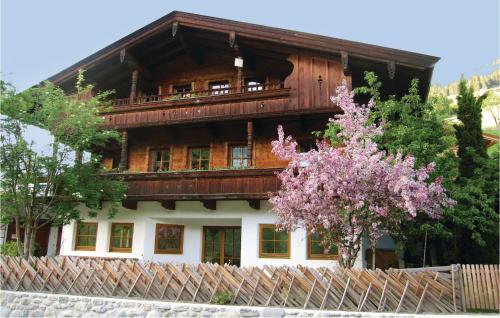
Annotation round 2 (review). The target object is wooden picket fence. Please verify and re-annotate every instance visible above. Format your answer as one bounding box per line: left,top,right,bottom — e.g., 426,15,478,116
0,256,498,313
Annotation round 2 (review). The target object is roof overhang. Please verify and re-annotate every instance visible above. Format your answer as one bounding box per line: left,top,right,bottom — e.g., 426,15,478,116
46,11,439,88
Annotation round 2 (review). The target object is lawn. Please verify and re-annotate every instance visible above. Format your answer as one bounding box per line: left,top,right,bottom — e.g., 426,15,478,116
483,128,499,156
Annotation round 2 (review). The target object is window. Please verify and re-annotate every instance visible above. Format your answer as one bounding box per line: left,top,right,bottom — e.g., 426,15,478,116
189,147,210,170
245,78,264,92
230,145,250,168
150,150,171,172
308,231,338,259
75,222,98,251
259,224,290,258
209,81,230,95
109,223,134,252
173,84,192,98
155,224,184,254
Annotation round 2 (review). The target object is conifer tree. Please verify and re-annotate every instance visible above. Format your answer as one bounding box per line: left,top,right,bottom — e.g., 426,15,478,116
454,78,487,178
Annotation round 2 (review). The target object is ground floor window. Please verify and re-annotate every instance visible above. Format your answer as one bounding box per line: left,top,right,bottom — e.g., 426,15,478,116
155,224,184,254
203,226,241,266
307,231,338,259
109,223,134,252
259,224,290,258
75,222,98,251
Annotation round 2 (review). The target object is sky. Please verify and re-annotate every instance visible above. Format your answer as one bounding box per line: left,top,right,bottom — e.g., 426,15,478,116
1,0,499,92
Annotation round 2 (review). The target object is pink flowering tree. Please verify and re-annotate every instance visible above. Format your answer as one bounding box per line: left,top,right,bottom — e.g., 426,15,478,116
270,83,454,268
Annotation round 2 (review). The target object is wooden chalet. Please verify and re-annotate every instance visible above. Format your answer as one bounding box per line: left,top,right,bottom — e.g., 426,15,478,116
46,11,439,267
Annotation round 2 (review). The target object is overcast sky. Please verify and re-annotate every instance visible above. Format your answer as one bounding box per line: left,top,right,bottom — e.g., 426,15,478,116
1,0,499,92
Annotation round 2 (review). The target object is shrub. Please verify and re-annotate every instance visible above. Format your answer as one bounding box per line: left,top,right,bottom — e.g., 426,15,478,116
211,291,233,305
0,241,19,256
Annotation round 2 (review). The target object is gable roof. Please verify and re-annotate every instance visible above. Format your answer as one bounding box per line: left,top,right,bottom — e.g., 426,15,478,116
47,11,439,86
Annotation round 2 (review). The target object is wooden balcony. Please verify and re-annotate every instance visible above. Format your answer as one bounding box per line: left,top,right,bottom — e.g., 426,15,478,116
102,83,292,129
104,168,281,209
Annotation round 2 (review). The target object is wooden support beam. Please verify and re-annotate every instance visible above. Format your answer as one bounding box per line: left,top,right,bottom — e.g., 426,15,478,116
122,200,138,210
118,130,128,171
160,200,176,210
247,120,254,166
129,69,139,102
202,200,216,210
229,31,236,48
247,199,260,210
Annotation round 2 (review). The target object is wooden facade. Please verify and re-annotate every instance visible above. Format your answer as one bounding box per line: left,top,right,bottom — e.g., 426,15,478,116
45,11,439,205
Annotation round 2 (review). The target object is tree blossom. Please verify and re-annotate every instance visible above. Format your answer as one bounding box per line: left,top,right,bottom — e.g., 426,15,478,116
270,82,454,268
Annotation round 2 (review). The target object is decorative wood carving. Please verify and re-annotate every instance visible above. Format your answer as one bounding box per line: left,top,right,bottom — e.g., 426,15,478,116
387,61,396,80
247,121,254,166
122,200,137,210
172,21,179,37
229,31,236,48
202,200,216,210
119,130,128,171
160,200,176,210
247,199,260,210
340,51,349,75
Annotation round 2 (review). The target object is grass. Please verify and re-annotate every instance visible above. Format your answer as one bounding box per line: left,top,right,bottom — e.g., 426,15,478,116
483,128,499,137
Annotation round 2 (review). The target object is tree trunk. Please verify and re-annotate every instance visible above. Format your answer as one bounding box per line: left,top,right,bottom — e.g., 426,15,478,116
28,226,38,257
429,241,439,266
22,222,32,259
371,246,376,270
14,217,22,256
75,148,82,165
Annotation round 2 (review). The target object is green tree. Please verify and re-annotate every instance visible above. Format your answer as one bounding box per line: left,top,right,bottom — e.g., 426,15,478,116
455,78,488,178
353,72,498,266
0,73,127,258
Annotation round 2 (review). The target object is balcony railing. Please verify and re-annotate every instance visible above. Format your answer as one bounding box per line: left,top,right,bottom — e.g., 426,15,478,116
109,82,285,107
104,168,281,201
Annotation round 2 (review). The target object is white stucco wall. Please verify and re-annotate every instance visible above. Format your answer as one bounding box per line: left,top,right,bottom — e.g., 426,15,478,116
61,200,362,268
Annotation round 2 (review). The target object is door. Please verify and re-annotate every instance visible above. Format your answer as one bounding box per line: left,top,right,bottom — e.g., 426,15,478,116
203,226,241,266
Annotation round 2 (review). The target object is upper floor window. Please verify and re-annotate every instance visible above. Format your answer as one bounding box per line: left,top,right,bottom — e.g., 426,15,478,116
245,78,264,92
307,230,338,259
151,149,171,172
173,84,192,98
189,147,210,170
209,81,230,95
230,145,250,168
75,222,98,251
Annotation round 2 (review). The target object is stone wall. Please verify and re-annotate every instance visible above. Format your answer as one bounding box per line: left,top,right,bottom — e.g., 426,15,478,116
0,291,472,318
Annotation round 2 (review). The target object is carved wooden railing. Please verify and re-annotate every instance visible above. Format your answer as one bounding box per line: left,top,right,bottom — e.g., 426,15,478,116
104,168,281,201
109,82,285,107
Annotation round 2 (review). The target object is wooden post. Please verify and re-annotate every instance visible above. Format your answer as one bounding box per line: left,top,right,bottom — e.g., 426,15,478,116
119,130,128,171
236,67,242,93
247,121,253,166
129,70,139,103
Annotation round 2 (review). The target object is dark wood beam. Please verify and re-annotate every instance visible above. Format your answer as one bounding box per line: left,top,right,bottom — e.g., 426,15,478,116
119,48,152,80
202,200,216,210
122,200,137,210
160,200,176,210
247,121,254,166
175,26,203,65
247,199,260,210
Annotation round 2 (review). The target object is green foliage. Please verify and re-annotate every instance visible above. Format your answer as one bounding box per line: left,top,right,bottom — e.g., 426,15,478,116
356,72,498,265
211,291,233,305
430,68,500,96
0,241,19,256
0,71,127,257
455,78,488,178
